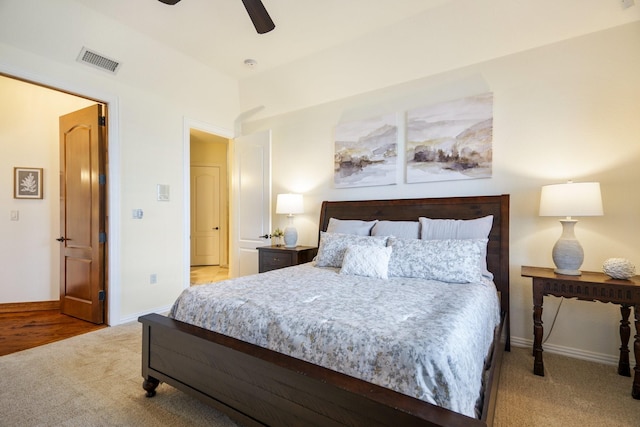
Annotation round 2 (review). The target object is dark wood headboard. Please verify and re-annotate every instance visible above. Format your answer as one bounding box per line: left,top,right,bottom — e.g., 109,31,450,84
318,195,510,323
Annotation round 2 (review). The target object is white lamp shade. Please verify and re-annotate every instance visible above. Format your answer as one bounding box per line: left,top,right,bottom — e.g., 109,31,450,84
276,193,304,215
539,182,603,218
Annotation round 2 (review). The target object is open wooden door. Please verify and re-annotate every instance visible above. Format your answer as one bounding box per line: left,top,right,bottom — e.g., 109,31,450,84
58,104,106,324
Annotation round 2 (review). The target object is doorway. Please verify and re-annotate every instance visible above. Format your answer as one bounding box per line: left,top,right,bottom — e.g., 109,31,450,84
0,74,110,329
189,128,230,285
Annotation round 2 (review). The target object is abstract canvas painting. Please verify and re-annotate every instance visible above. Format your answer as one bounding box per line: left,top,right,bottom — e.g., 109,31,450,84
406,93,493,183
334,114,398,188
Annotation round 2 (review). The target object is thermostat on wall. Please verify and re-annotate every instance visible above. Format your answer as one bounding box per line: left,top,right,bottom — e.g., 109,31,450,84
157,184,170,201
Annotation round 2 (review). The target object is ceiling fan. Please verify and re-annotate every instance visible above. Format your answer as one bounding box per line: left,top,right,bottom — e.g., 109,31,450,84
158,0,275,34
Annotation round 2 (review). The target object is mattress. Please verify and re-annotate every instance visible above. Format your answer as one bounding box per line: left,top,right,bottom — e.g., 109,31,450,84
169,262,500,418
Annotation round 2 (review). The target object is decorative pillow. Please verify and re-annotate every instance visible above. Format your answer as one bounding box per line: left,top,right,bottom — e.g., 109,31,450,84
339,245,392,279
316,232,388,268
371,220,420,239
327,218,378,236
387,237,486,283
419,215,494,278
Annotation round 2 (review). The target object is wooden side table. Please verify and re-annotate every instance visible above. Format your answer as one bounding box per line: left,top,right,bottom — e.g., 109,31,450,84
521,266,640,399
257,245,318,273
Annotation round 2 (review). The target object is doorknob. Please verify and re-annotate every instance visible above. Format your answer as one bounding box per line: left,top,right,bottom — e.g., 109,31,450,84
212,227,219,230
258,234,269,239
56,236,68,242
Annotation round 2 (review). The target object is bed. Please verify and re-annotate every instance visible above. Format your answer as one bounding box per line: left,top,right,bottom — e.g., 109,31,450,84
139,195,510,427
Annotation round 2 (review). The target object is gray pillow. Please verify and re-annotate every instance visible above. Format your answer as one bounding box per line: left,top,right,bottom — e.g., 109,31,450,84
419,215,493,279
387,237,486,283
371,220,420,239
316,232,388,268
327,218,377,236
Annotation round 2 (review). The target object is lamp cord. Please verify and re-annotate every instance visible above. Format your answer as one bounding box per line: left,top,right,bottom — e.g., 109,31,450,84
542,297,564,345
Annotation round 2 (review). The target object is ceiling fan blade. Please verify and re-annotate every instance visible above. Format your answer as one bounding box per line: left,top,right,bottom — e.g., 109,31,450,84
157,0,274,34
241,0,275,34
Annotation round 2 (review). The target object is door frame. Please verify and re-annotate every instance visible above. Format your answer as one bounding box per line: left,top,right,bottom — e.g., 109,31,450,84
0,65,122,326
182,118,233,289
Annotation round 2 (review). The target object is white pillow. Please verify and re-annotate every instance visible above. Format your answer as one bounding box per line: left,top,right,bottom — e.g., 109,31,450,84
387,237,486,283
339,245,392,279
316,232,388,268
327,218,378,236
371,220,420,239
419,215,493,278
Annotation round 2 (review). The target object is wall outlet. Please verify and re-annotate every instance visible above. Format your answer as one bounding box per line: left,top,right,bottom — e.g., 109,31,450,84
150,274,157,284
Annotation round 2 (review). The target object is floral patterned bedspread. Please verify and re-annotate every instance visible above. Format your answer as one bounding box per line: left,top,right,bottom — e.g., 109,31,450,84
169,262,500,418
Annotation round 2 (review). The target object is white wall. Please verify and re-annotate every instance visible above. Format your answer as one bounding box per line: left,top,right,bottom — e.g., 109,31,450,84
0,0,240,324
244,22,640,364
0,77,95,302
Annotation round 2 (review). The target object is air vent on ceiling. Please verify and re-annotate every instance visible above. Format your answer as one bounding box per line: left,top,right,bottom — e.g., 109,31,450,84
77,47,121,74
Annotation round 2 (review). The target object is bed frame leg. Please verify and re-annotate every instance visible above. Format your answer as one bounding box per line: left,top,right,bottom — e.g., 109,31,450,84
143,376,160,397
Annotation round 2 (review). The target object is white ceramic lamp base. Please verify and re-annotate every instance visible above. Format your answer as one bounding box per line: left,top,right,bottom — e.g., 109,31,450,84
283,214,298,247
551,219,584,276
283,226,297,247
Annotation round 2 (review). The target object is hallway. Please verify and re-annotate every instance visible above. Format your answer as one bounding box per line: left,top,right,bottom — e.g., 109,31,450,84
190,265,229,285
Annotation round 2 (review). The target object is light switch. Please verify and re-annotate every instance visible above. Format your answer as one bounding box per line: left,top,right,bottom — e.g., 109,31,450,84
157,184,170,201
132,209,143,219
10,210,19,221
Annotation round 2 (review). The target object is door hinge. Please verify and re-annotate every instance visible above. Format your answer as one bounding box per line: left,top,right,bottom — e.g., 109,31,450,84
98,290,105,301
99,174,106,185
99,232,107,243
99,116,106,126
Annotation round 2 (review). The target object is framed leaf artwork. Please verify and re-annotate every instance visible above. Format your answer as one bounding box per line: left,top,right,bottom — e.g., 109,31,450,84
14,167,43,199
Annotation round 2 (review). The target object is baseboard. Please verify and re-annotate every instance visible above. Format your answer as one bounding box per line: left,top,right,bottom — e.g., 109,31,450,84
116,304,173,325
510,336,636,367
0,300,60,313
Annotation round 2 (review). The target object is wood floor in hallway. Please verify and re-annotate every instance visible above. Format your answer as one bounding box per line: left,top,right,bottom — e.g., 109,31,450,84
0,310,105,356
0,266,228,356
190,265,229,285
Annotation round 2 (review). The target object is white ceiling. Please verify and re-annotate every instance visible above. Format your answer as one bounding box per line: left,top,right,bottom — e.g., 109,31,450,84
73,0,451,80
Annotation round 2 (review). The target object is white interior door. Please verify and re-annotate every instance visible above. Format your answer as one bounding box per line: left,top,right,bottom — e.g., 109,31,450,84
231,130,271,277
190,165,220,266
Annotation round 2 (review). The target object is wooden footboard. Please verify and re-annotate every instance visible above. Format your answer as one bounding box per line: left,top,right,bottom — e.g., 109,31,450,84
140,312,505,427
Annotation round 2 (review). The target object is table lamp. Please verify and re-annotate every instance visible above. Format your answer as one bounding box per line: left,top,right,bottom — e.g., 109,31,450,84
539,181,603,275
276,193,304,247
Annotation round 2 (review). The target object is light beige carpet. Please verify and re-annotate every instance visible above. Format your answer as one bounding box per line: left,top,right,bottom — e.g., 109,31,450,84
0,322,236,426
494,344,640,426
1,322,639,426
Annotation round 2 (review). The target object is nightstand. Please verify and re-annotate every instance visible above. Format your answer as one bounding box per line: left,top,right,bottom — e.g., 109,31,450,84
257,245,318,273
521,266,640,399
